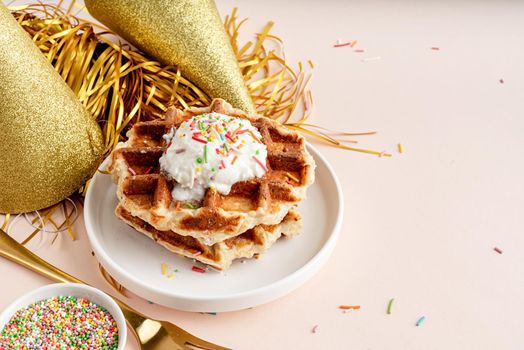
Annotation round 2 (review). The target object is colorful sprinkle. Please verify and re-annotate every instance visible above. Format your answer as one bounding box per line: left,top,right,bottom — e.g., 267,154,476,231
494,247,503,254
350,40,358,47
192,135,208,144
192,266,206,273
128,167,136,176
252,156,268,171
431,47,440,51
232,125,243,136
161,262,168,275
248,130,262,143
339,305,361,310
499,78,504,84
415,316,426,327
0,296,119,349
311,325,319,334
387,298,395,314
397,143,403,153
203,145,208,163
286,172,300,182
333,42,351,48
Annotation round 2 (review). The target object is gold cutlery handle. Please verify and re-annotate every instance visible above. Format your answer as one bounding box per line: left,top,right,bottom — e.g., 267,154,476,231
0,229,83,284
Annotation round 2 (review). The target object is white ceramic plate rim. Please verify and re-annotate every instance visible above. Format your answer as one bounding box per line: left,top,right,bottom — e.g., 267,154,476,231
85,143,343,303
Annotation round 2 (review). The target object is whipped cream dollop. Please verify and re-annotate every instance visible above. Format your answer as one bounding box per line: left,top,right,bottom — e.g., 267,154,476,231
159,113,268,202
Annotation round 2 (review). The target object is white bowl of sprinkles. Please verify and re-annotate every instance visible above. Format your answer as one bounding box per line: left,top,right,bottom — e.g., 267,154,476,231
0,283,126,349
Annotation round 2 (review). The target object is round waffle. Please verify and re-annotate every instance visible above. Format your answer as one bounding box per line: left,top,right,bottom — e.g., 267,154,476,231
116,205,302,270
110,99,315,245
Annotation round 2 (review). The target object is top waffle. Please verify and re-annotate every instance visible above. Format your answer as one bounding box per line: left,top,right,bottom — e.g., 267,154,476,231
110,99,315,245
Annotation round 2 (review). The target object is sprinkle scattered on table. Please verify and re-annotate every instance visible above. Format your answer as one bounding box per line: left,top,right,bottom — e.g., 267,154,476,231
493,247,503,254
311,325,319,334
339,305,361,310
415,316,426,327
334,41,352,48
431,47,440,51
387,298,395,314
354,49,365,53
499,78,504,84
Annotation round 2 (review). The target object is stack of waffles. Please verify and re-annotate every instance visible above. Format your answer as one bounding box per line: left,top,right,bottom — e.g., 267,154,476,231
110,99,315,270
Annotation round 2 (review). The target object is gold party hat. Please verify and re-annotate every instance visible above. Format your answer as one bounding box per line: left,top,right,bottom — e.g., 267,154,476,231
0,4,104,213
85,0,255,114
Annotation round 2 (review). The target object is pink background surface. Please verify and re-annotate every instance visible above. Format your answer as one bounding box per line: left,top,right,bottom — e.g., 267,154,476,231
2,1,524,349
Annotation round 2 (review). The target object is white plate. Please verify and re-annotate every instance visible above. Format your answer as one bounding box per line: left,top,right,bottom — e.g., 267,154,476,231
84,144,343,312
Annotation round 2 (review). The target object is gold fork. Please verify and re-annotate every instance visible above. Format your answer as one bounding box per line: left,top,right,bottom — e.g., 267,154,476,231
0,229,231,350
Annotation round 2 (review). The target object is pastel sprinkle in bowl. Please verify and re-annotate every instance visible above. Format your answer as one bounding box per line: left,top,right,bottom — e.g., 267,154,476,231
0,283,126,349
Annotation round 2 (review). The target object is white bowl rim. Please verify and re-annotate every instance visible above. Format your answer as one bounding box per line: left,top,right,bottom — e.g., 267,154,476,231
0,283,127,349
84,143,344,302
